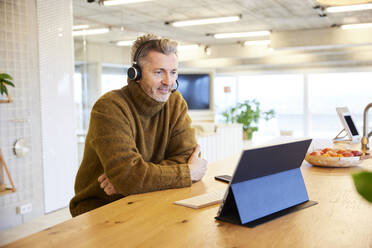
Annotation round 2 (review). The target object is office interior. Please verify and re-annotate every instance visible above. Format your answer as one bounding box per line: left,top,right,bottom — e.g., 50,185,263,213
0,0,371,244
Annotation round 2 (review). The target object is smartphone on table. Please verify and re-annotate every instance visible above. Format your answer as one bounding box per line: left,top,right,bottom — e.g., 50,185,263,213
214,175,232,183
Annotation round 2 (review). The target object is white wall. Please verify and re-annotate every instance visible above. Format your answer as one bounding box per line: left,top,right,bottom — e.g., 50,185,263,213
0,0,77,230
0,0,44,230
37,0,77,213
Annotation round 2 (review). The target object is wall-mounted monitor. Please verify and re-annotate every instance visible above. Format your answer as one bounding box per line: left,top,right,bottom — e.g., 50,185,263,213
177,73,211,110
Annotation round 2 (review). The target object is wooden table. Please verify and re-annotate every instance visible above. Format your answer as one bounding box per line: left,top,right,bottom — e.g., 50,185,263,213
4,141,372,248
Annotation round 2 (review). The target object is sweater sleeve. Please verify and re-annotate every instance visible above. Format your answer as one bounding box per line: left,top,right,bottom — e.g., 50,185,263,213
89,98,192,196
159,99,197,166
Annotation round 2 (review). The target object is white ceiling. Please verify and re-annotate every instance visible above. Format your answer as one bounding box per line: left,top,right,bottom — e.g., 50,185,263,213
73,0,372,45
73,0,372,71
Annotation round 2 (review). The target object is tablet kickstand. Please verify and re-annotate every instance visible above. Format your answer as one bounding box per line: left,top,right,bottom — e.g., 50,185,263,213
333,128,352,143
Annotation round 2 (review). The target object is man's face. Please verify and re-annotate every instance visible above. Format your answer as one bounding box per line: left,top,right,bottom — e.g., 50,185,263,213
138,50,178,102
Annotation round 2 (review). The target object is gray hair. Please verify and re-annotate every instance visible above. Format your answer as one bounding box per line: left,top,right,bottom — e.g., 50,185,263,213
131,34,178,66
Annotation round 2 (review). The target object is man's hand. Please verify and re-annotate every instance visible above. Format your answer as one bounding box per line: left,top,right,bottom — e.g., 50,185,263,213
98,173,118,196
188,144,208,182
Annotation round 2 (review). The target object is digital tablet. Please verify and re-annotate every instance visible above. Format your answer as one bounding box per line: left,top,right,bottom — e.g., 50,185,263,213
336,107,361,143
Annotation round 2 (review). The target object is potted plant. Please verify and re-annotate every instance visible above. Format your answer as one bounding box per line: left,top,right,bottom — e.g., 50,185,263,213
0,73,15,103
222,99,275,140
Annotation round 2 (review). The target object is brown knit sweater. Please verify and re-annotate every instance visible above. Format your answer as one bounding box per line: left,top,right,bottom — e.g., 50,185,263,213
69,80,196,217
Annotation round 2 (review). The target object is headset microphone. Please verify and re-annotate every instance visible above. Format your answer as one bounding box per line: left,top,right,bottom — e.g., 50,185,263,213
171,80,179,93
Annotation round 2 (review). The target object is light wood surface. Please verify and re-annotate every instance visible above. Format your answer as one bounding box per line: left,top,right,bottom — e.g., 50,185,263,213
0,94,13,103
0,149,16,195
3,141,372,248
0,189,14,197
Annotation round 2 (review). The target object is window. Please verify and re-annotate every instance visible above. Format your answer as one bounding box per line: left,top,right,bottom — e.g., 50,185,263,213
74,71,83,131
214,76,238,122
101,66,127,95
237,74,304,138
308,72,372,138
214,71,371,140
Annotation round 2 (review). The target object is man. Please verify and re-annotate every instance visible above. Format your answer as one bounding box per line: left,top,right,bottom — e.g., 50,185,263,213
70,34,208,217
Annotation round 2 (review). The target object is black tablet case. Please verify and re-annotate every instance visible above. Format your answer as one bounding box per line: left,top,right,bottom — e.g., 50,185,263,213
216,139,317,226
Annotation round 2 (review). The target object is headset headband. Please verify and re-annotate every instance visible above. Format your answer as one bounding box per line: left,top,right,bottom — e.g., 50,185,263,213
132,39,158,65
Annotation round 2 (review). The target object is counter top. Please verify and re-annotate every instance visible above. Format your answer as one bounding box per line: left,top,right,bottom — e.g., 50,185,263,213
4,139,372,248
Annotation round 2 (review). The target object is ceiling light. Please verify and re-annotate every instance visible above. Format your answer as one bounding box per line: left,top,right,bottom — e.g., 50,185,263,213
243,40,271,46
72,28,110,36
214,31,271,39
178,44,200,50
103,0,152,6
326,3,372,13
170,15,241,27
317,0,371,5
340,22,372,29
73,25,90,30
116,40,135,46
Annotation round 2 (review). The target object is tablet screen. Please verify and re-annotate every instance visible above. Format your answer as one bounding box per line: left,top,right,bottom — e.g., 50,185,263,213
344,115,359,136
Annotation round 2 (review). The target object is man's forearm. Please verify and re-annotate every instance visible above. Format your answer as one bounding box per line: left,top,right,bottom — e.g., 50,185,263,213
105,158,192,196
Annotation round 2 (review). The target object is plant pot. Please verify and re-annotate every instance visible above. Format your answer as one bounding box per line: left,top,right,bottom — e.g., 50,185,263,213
243,131,253,140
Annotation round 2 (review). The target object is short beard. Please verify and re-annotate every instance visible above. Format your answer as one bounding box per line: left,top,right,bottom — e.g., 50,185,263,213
141,84,170,102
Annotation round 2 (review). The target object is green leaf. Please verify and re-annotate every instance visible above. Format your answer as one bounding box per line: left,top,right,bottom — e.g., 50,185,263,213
221,99,276,138
352,171,372,203
0,84,8,96
0,73,13,80
2,79,15,87
3,86,8,96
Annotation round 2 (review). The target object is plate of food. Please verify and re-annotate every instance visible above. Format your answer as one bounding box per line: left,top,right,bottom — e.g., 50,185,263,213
305,148,362,167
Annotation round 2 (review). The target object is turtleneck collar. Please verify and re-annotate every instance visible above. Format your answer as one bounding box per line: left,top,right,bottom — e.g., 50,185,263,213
125,79,166,117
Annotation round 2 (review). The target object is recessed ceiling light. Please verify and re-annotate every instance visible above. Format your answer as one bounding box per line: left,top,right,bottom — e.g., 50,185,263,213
73,25,90,30
326,3,372,12
214,31,271,39
72,28,110,36
103,0,153,6
170,15,241,27
116,40,135,46
244,40,271,46
340,22,372,29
